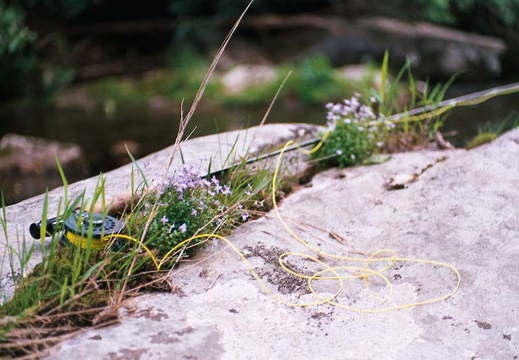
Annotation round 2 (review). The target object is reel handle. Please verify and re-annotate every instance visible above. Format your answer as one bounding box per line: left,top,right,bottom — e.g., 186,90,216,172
29,218,59,239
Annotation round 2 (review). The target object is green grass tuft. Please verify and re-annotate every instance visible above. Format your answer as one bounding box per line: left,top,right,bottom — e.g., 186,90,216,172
465,132,498,149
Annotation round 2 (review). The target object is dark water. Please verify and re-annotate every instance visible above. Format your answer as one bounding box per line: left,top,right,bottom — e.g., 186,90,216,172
0,102,324,173
441,84,519,146
0,101,326,205
1,85,518,205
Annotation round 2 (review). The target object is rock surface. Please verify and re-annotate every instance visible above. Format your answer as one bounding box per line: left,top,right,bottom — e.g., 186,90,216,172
220,65,277,94
0,133,87,205
45,128,519,359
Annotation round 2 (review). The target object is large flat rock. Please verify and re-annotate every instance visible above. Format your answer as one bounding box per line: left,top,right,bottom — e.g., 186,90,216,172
47,128,519,359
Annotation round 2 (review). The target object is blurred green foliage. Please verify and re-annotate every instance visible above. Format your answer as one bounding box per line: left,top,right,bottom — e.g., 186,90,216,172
223,56,361,106
0,3,35,56
86,54,362,109
0,2,36,98
0,0,96,99
373,0,519,43
1,0,519,101
453,0,519,27
86,47,223,109
26,0,99,18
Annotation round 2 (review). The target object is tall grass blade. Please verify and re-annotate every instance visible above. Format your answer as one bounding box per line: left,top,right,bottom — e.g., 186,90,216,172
126,145,148,188
380,50,389,106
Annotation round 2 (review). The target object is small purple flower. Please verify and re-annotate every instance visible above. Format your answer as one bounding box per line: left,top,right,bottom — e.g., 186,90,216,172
222,185,232,195
160,215,169,225
200,179,211,188
191,208,198,216
325,96,385,133
175,183,188,193
199,199,207,210
179,223,187,233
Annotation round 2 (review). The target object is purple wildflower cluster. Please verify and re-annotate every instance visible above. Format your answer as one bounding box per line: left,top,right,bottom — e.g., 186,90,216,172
325,95,394,134
147,161,259,255
163,165,232,198
312,95,396,167
145,162,244,257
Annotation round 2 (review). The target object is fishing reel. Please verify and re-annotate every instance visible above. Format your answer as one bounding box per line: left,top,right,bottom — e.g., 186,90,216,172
29,211,124,249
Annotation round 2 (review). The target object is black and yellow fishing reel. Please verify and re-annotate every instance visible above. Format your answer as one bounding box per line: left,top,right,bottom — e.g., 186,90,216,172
29,211,124,249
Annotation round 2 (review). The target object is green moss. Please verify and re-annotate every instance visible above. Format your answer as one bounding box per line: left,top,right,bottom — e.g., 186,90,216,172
466,132,498,149
0,245,104,317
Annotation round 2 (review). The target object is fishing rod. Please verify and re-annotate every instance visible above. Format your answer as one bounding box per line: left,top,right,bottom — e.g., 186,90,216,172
29,81,519,245
210,81,519,177
388,81,519,121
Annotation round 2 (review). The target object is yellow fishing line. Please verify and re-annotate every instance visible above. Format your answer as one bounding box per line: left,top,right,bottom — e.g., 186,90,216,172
301,129,331,154
105,136,460,312
270,140,461,312
391,105,454,124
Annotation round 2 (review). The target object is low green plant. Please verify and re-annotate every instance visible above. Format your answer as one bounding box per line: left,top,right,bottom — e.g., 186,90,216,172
466,112,519,149
312,51,456,168
311,96,393,167
0,161,165,354
0,170,111,318
367,52,455,135
138,166,231,259
129,150,281,262
465,132,498,149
